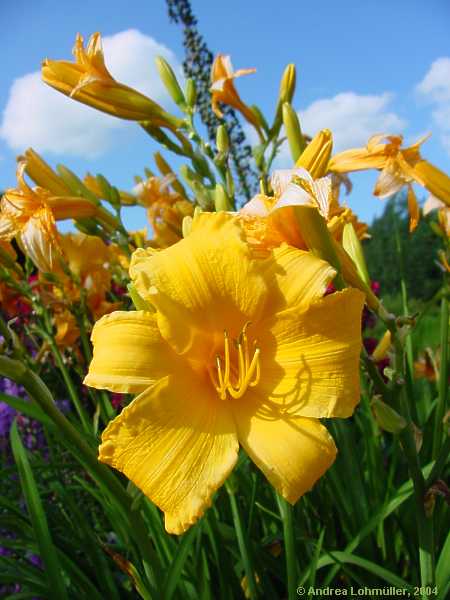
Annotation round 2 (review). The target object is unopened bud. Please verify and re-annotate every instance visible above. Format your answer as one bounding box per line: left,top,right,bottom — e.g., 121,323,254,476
342,222,370,286
279,63,296,105
296,129,333,178
185,78,197,108
216,125,229,154
371,397,407,434
282,103,306,162
155,56,186,108
214,183,233,212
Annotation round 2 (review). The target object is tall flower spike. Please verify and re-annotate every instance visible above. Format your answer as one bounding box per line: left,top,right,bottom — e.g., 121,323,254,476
42,33,182,128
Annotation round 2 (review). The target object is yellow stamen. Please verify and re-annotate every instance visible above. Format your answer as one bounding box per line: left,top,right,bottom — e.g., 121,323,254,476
209,324,261,399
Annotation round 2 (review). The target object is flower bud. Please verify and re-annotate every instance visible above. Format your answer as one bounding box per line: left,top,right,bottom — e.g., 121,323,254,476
342,222,370,286
185,78,197,108
279,63,296,105
372,331,392,362
216,125,229,154
214,183,233,212
282,103,305,162
155,56,186,109
371,397,407,434
296,129,333,178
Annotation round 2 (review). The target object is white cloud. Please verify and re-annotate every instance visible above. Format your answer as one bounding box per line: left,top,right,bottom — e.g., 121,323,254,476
298,92,406,152
269,91,405,167
416,57,450,157
0,29,181,157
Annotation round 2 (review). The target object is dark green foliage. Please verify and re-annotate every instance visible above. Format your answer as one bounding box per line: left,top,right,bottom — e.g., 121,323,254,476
365,194,442,300
166,0,258,200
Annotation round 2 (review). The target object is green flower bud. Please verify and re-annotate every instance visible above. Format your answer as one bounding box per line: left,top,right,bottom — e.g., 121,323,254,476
282,103,306,162
155,56,186,108
371,397,407,434
216,125,229,154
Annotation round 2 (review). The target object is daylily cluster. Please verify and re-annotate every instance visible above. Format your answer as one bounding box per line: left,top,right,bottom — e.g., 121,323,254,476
1,30,449,541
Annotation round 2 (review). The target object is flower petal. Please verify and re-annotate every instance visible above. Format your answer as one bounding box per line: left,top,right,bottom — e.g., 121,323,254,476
262,245,336,315
20,207,60,272
129,212,268,358
412,160,450,208
407,186,420,232
373,161,407,198
231,389,336,503
99,371,238,534
84,310,182,394
257,288,364,418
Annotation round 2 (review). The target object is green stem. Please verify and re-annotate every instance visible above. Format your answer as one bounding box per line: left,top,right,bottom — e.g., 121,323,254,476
426,435,450,488
398,388,435,593
0,356,159,595
47,336,91,434
432,295,449,458
276,493,298,600
226,481,258,599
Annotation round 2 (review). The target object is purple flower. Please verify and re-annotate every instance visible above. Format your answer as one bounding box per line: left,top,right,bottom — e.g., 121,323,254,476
0,402,16,437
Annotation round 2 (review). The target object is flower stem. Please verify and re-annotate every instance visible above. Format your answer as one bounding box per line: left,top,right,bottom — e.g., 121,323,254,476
276,493,298,600
398,388,435,593
432,295,449,459
47,336,91,433
226,480,258,598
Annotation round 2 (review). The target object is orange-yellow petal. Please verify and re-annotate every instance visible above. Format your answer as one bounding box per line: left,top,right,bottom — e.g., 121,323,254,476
20,207,60,272
257,288,364,418
231,388,336,503
412,160,450,208
84,310,182,394
99,372,238,534
407,186,420,232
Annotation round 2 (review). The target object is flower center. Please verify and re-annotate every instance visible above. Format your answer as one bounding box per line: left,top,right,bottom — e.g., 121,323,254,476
208,322,260,400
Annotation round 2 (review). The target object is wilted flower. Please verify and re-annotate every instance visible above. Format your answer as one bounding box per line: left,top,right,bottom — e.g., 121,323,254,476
85,213,364,534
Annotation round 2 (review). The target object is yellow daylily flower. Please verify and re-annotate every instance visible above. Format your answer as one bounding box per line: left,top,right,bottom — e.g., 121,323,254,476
0,163,98,272
329,134,450,232
210,54,262,134
135,175,194,247
241,168,368,245
85,212,364,534
55,232,121,319
42,33,181,128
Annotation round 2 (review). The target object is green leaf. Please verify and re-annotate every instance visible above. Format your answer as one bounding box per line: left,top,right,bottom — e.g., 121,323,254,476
436,528,450,599
162,526,198,600
10,421,69,600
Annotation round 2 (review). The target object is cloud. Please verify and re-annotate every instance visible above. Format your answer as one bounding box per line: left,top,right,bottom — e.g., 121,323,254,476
298,92,406,152
416,57,450,157
268,91,405,168
0,29,181,157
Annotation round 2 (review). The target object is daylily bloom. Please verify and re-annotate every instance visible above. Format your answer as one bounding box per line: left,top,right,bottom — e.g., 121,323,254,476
85,213,364,534
55,233,121,319
241,168,368,245
329,134,450,232
135,175,194,247
210,55,262,135
42,33,181,128
0,163,96,272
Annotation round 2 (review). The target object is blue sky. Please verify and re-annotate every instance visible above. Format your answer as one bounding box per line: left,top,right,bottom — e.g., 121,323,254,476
1,0,450,230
